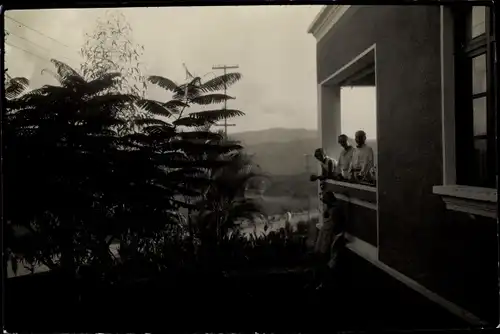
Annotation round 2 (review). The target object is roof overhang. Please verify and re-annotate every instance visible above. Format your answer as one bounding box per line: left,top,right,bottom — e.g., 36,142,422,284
307,5,351,42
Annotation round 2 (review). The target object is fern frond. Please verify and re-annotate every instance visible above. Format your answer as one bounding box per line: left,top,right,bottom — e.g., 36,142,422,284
136,99,172,118
190,94,234,105
50,59,85,86
134,118,172,128
148,75,179,92
85,73,121,95
200,73,242,93
178,131,223,141
6,77,30,99
189,109,245,122
163,100,189,114
173,116,212,128
87,94,137,109
172,83,201,101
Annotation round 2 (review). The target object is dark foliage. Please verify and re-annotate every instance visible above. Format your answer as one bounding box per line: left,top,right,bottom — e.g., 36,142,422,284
4,59,265,283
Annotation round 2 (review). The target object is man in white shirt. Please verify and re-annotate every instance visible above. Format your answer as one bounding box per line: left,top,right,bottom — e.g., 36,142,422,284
334,134,354,180
310,148,336,182
349,130,374,182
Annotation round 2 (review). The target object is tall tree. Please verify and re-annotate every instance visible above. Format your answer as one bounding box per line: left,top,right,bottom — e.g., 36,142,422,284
138,70,263,245
4,60,177,278
80,10,146,97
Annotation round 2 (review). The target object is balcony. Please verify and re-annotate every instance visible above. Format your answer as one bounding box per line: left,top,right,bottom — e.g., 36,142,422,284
323,179,378,248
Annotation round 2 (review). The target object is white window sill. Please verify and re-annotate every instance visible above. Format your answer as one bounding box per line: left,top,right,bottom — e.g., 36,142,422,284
432,185,497,218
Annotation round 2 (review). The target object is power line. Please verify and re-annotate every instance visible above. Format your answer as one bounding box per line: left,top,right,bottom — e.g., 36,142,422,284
6,29,50,52
5,15,70,48
5,42,52,63
5,29,80,64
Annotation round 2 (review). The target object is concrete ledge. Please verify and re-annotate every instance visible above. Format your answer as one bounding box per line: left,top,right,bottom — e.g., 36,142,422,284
433,185,497,218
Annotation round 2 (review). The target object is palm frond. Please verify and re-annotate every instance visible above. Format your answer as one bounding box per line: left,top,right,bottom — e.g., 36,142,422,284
50,59,85,86
200,73,242,93
163,100,189,114
173,116,213,128
164,100,189,110
8,85,68,109
178,131,223,141
169,140,242,155
148,75,179,92
134,118,172,128
87,94,138,109
172,82,202,101
189,109,245,122
190,94,234,105
188,77,202,87
145,126,177,138
85,72,121,95
6,77,30,99
136,99,172,118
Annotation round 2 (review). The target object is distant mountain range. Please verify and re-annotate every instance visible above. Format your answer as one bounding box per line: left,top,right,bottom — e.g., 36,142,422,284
230,127,377,176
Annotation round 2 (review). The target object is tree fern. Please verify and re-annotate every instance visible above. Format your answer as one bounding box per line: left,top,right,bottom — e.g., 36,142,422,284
5,76,30,99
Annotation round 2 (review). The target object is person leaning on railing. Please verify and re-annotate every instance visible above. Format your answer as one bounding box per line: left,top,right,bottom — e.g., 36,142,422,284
310,148,337,190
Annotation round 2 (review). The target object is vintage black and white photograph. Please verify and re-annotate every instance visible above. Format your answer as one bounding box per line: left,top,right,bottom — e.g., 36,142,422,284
2,2,498,332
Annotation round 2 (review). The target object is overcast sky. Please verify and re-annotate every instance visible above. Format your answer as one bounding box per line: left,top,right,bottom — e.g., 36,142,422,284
4,6,376,137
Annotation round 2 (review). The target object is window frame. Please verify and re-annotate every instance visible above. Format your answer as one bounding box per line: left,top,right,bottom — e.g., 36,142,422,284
453,4,497,189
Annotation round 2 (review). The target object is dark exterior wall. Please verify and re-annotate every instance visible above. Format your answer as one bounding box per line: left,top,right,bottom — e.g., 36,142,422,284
317,5,498,323
425,210,498,324
343,203,377,246
324,182,377,246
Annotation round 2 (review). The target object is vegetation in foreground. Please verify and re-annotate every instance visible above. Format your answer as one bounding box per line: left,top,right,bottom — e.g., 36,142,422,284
4,10,319,285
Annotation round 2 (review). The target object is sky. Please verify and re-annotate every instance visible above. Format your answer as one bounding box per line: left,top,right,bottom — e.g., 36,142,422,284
4,6,376,136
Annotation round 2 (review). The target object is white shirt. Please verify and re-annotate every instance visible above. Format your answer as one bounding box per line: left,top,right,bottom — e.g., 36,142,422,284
336,146,354,177
350,144,374,175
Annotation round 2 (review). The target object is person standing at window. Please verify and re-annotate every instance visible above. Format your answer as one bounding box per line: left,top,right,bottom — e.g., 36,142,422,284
335,134,354,180
349,130,374,182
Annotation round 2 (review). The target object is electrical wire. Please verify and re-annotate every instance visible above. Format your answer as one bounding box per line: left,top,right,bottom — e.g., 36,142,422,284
5,41,51,63
5,15,70,48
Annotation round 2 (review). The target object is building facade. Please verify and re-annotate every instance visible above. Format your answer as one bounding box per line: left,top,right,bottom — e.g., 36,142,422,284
308,5,498,326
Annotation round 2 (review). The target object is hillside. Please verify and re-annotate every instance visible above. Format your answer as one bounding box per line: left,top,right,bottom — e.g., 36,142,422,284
230,127,318,147
230,128,377,176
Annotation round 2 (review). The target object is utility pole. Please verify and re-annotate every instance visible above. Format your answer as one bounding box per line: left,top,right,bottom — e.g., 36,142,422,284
212,64,239,139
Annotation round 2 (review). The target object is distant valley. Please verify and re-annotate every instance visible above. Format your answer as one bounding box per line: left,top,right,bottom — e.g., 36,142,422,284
230,127,377,176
